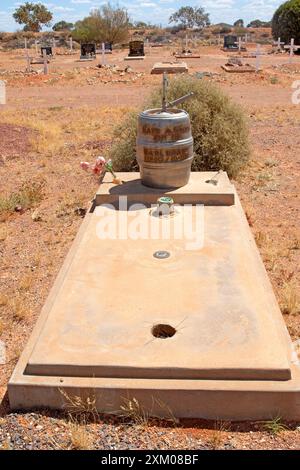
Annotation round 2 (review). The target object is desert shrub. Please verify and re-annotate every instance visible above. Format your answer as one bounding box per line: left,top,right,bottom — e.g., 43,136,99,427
272,0,300,44
109,76,250,177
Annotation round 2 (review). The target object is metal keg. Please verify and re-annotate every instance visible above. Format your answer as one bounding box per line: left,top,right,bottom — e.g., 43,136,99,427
136,107,194,189
136,73,194,189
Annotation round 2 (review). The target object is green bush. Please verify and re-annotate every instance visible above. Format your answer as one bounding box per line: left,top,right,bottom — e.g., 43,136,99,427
109,76,250,177
272,0,300,44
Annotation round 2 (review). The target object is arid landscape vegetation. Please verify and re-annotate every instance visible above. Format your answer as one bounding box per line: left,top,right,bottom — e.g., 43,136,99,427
0,0,300,452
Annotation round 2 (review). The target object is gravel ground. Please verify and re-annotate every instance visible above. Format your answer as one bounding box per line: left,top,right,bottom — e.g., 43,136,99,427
0,411,300,450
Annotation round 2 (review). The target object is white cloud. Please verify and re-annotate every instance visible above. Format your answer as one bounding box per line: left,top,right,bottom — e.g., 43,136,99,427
71,0,92,3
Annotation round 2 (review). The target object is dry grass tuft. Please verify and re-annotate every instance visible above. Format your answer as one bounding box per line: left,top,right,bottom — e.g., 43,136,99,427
0,177,45,215
60,389,99,422
255,231,268,248
8,295,28,321
19,273,34,292
0,293,8,307
280,281,299,315
68,420,92,450
209,420,231,449
0,224,8,242
119,397,149,426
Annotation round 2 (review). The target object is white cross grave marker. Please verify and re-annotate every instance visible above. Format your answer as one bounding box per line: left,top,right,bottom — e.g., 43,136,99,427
101,42,107,66
255,44,262,72
43,49,48,75
70,36,73,52
285,38,300,63
234,37,243,53
275,37,285,50
26,50,31,72
0,80,6,105
35,39,38,55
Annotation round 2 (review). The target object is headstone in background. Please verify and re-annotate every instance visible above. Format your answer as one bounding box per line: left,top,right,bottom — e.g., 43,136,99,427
41,46,53,57
128,40,145,57
223,35,238,50
80,43,96,59
0,80,6,105
104,42,112,53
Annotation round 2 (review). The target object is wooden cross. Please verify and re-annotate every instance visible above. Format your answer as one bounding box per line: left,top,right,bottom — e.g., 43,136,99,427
284,38,300,63
35,39,38,55
70,36,73,52
24,37,28,51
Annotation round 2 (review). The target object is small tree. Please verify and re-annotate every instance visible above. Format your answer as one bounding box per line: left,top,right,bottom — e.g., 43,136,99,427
247,19,271,27
13,2,52,32
234,19,244,27
169,6,210,30
272,0,300,44
98,4,129,44
53,21,74,32
72,3,129,44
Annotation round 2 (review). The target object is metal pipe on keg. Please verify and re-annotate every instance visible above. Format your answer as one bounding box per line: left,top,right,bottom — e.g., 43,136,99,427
161,72,194,111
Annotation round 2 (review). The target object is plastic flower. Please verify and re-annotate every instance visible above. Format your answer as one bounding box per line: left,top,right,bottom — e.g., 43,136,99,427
80,161,90,171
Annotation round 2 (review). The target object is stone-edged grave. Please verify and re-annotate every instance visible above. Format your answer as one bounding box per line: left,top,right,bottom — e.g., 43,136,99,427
151,62,188,74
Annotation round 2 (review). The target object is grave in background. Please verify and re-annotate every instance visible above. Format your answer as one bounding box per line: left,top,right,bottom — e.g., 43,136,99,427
151,62,188,74
124,40,145,60
222,57,256,73
40,46,53,57
80,43,96,60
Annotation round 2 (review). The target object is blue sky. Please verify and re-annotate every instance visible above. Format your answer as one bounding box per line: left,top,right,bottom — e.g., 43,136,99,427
0,0,282,31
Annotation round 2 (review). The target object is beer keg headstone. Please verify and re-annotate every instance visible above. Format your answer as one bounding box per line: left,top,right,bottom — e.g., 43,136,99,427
136,74,194,189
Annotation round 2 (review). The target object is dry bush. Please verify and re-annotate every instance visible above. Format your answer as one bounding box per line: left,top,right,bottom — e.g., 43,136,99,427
109,76,250,177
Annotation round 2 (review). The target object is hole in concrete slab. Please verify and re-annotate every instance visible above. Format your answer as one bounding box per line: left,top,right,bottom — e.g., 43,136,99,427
151,324,176,339
153,250,170,259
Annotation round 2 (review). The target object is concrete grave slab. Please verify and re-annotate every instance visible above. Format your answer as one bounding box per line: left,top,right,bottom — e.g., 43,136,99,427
8,172,300,420
151,62,188,74
95,171,235,207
